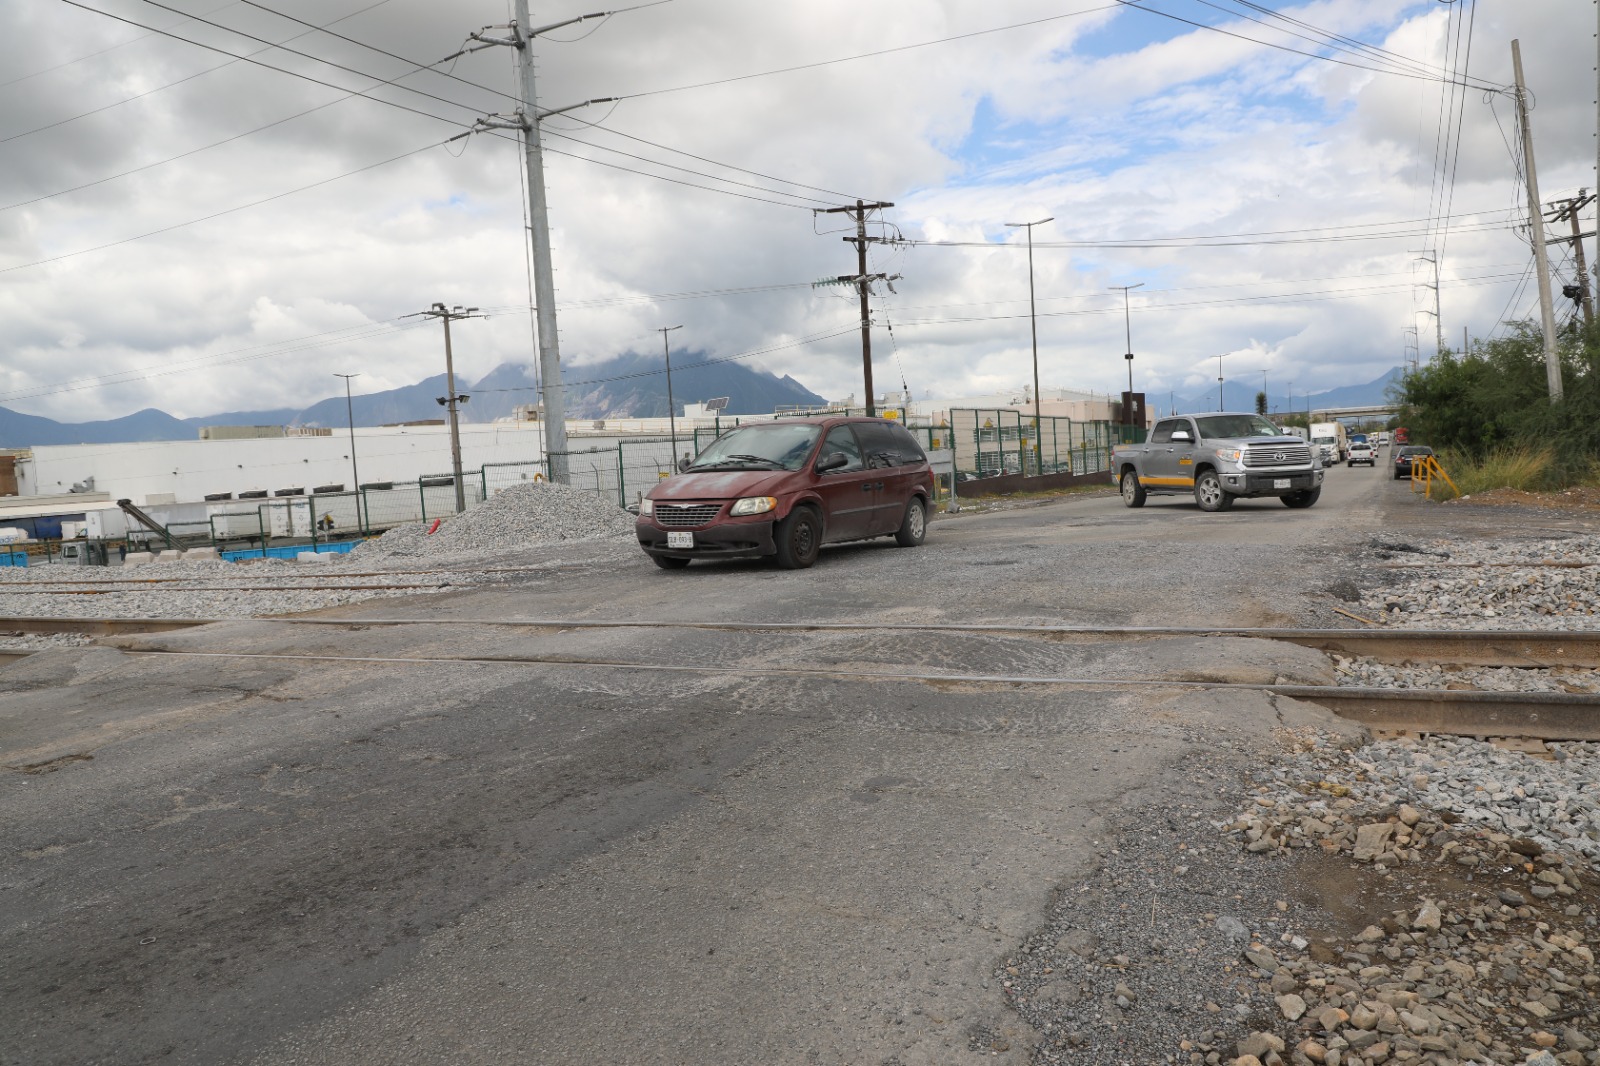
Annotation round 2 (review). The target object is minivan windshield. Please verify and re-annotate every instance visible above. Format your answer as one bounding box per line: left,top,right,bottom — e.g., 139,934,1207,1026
1194,415,1283,439
688,423,822,471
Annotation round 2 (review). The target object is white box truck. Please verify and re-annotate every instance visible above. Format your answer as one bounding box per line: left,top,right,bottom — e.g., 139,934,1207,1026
1308,422,1348,467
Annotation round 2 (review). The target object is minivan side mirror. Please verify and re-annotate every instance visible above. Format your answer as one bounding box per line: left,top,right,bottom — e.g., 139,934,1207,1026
816,451,849,473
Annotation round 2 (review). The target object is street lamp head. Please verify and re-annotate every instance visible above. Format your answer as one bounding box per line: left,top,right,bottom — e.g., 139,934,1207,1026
1003,216,1054,228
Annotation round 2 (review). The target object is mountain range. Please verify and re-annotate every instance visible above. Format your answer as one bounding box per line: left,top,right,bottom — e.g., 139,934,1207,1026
1162,366,1404,418
0,353,829,448
0,361,1407,449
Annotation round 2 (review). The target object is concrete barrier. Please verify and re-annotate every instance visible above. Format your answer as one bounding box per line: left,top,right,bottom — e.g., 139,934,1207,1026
157,550,185,562
124,552,154,567
184,547,219,561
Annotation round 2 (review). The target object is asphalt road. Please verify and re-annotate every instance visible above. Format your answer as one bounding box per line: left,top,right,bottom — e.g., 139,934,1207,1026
0,464,1562,1065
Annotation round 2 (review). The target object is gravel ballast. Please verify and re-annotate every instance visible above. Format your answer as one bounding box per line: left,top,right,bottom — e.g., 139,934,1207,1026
1361,535,1600,630
995,729,1600,1066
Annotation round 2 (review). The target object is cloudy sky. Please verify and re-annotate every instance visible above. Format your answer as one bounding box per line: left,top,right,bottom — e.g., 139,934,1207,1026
0,0,1593,422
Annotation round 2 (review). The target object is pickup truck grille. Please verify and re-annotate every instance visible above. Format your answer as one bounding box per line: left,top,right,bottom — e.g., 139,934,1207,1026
655,503,723,528
1243,444,1311,467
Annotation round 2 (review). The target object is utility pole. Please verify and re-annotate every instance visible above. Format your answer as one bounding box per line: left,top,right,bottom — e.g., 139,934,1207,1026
334,373,364,532
1413,252,1443,359
1547,190,1597,328
1008,217,1053,469
409,303,479,513
818,199,895,416
1216,353,1225,412
460,5,620,484
1108,281,1144,438
656,325,683,467
1512,39,1564,401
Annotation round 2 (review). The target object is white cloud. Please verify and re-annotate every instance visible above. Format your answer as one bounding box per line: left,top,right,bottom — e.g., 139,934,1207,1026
0,0,1590,423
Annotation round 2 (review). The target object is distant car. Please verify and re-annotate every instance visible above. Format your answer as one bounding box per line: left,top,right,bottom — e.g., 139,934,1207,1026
636,416,934,569
1393,445,1433,480
1347,441,1376,466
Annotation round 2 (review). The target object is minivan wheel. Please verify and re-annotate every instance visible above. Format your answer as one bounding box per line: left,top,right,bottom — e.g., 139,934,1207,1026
652,554,690,569
774,506,822,569
1193,470,1233,512
894,497,927,547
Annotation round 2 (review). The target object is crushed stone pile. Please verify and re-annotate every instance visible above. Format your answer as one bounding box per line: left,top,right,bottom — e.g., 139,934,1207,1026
1207,733,1599,1066
354,481,635,560
991,733,1600,1066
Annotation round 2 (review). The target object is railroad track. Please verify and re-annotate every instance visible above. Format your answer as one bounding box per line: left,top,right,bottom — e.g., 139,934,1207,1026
3,617,1597,739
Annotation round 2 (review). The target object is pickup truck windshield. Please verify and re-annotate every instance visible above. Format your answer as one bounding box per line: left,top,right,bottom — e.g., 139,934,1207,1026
1193,415,1283,439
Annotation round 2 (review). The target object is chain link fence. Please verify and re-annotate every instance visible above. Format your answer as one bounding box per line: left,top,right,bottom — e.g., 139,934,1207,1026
943,409,1119,479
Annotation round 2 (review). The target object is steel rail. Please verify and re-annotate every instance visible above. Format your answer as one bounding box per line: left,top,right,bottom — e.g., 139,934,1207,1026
3,617,1600,668
108,646,1600,741
253,618,1600,669
0,584,442,595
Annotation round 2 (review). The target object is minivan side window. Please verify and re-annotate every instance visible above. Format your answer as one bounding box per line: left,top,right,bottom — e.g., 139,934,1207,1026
854,421,906,468
886,423,927,463
819,426,864,472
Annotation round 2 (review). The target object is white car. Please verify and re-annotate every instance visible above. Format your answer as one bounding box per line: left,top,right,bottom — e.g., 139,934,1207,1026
1347,441,1376,466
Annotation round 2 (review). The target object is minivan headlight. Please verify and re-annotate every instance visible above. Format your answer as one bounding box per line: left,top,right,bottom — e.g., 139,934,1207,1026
730,496,777,516
639,498,654,516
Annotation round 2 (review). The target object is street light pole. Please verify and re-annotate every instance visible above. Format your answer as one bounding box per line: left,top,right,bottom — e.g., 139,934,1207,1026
334,373,364,533
1006,216,1053,471
656,325,683,468
1217,353,1225,412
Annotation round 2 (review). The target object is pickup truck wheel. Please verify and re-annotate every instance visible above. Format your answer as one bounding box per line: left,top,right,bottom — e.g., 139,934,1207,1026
1193,470,1232,512
1281,487,1320,509
1119,470,1147,508
773,506,822,569
893,497,927,547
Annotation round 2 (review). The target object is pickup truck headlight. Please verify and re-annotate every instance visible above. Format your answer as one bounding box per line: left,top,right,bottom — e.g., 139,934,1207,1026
730,496,777,517
1220,449,1246,466
639,498,654,516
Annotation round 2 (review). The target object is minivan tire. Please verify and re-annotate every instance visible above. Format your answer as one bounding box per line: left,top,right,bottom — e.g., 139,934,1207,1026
774,506,822,569
894,497,927,547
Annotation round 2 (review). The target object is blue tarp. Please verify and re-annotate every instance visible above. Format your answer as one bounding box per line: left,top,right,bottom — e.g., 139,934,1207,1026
219,541,361,563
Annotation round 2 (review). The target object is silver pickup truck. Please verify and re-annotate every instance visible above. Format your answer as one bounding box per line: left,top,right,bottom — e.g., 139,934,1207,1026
1110,412,1323,511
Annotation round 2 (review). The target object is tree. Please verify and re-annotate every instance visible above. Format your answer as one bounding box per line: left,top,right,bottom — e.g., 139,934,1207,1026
1395,320,1600,481
1255,391,1268,416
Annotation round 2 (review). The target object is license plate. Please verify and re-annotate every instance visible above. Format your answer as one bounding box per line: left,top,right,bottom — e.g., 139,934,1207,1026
667,532,693,548
1273,479,1291,489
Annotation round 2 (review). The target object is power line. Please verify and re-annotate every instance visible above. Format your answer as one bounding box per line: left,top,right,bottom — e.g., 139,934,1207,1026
0,134,463,275
0,0,251,90
5,0,396,144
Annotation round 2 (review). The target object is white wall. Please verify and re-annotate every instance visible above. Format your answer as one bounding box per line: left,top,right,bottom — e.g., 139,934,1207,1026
19,423,552,506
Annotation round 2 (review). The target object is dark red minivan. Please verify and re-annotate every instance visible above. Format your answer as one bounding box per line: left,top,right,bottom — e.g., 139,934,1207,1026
636,416,935,569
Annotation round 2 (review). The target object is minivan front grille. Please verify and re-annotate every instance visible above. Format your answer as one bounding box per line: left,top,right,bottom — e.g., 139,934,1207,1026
1243,444,1311,468
655,503,722,528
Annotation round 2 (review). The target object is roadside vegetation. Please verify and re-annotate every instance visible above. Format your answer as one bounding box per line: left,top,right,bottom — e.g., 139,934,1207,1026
1394,320,1600,493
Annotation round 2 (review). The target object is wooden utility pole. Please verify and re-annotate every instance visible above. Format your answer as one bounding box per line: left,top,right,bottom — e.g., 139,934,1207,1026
1547,190,1597,329
819,200,895,416
1511,40,1564,402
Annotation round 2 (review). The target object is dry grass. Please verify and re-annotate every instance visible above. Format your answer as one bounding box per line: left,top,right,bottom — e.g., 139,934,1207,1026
1434,444,1554,499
